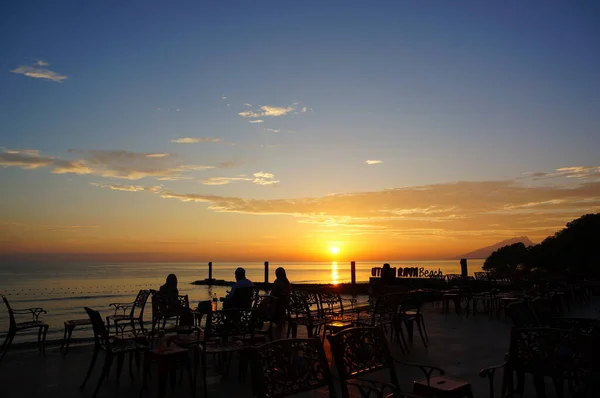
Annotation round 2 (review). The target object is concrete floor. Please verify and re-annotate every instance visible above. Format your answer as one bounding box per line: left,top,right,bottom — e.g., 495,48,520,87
0,298,597,398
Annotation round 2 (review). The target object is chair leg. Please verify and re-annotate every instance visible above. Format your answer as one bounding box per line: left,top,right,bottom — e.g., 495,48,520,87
415,319,427,347
0,331,16,361
63,325,75,356
41,325,49,356
201,351,208,398
93,353,113,398
418,315,428,342
81,346,100,389
129,351,135,382
116,353,125,385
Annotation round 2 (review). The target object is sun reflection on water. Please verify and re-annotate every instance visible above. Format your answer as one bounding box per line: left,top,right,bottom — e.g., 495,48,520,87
331,261,339,285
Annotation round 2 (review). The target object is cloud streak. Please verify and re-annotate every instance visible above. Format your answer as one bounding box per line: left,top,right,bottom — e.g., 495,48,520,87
0,148,227,180
11,61,68,82
238,103,308,119
365,160,383,165
170,137,222,144
91,171,600,241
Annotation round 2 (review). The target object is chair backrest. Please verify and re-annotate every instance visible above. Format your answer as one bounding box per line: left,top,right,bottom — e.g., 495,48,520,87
204,308,254,342
0,294,16,329
506,302,539,327
319,292,344,316
84,307,110,348
327,327,399,398
150,292,175,331
530,297,554,326
508,327,600,383
250,338,335,398
549,318,600,336
228,286,254,309
131,289,152,319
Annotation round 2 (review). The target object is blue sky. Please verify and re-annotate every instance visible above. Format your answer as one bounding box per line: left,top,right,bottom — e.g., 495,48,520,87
1,1,599,261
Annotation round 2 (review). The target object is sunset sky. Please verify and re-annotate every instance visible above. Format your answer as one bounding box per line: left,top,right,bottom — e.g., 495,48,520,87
1,2,599,262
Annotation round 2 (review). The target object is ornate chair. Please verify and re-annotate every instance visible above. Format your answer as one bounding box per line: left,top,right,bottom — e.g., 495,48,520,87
0,293,49,361
80,307,149,398
106,289,151,336
286,289,325,338
480,327,600,398
149,293,196,345
505,302,539,328
319,291,358,341
196,306,257,397
328,327,472,398
530,297,555,326
250,338,335,398
354,293,402,338
550,317,600,336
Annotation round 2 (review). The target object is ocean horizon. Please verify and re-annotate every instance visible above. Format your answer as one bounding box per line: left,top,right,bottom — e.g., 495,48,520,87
0,259,484,343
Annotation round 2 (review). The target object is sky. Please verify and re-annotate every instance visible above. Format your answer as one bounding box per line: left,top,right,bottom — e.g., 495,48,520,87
1,1,600,262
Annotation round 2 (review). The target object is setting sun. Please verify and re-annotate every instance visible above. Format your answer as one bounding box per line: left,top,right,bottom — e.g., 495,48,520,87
329,246,340,255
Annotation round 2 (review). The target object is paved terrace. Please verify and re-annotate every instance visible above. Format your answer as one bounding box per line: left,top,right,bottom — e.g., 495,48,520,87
0,298,597,398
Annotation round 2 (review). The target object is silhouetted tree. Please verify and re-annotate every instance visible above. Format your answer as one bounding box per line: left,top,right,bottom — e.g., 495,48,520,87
483,213,600,278
483,242,530,276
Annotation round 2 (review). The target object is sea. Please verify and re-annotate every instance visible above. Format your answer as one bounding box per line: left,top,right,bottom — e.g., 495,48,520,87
0,259,483,343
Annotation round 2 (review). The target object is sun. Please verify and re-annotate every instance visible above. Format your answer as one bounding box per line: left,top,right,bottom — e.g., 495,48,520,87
329,246,340,255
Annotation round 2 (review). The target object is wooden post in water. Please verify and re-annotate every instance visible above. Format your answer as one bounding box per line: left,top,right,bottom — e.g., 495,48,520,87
460,258,468,278
351,261,356,285
264,261,269,285
208,262,213,280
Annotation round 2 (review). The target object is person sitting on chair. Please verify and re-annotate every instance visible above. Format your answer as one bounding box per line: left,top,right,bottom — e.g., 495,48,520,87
158,273,194,326
223,267,254,309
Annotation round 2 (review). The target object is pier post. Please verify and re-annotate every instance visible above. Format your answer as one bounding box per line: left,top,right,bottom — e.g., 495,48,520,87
208,262,213,280
351,261,356,285
264,261,269,285
460,258,468,277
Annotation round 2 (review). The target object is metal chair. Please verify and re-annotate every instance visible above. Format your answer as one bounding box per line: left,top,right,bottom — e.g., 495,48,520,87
249,338,335,398
106,289,152,336
0,294,49,362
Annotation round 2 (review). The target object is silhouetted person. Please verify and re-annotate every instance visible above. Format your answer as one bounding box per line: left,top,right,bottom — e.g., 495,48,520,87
269,267,291,338
381,263,396,285
223,267,254,309
158,273,193,326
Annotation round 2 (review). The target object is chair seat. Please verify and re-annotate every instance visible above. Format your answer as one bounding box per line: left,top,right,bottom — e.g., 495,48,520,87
413,375,472,397
65,318,92,327
107,314,132,321
15,320,48,330
204,340,245,353
111,340,149,353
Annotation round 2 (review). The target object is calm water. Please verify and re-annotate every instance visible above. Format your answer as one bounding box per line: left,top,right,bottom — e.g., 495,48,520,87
0,259,483,342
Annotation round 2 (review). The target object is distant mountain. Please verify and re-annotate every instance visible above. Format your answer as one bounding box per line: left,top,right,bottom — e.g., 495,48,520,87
457,236,535,259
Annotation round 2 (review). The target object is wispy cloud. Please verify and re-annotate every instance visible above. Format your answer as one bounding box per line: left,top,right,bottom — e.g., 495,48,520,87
248,120,264,124
265,128,280,133
365,160,383,165
11,60,68,82
238,103,307,119
200,176,252,185
244,103,252,107
170,137,222,144
0,148,222,180
91,170,600,241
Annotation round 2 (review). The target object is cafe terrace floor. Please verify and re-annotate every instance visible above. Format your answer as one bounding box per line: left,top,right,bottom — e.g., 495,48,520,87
1,298,597,398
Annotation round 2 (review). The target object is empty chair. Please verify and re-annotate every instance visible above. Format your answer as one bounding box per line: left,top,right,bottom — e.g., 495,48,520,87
0,294,49,362
106,289,152,336
506,302,538,328
249,338,335,397
530,297,555,326
80,307,149,398
328,327,472,398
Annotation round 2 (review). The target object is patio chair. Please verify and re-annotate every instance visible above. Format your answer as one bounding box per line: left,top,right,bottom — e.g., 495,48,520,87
530,297,555,326
549,317,600,336
286,289,325,338
149,293,197,346
480,327,600,398
505,302,539,328
328,326,471,398
106,289,151,336
319,291,358,341
0,293,49,362
249,338,335,398
400,291,428,348
80,307,149,398
195,306,258,397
